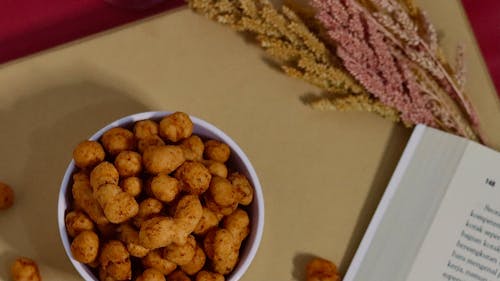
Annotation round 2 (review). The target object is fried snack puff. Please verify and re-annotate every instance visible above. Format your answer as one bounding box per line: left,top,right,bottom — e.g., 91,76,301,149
11,257,41,281
139,217,177,249
114,151,142,177
71,176,109,226
99,240,132,281
137,135,165,154
136,268,166,281
175,162,211,195
203,140,230,163
208,177,238,207
94,184,139,224
65,211,94,237
163,235,196,266
70,230,99,264
150,174,180,203
159,112,193,142
101,127,135,156
143,145,185,175
0,182,14,210
180,135,204,161
90,162,119,192
180,245,206,276
223,208,250,247
120,176,143,197
173,195,203,245
196,271,224,281
73,140,105,169
117,224,149,258
211,229,239,275
134,120,159,140
168,270,192,281
228,173,254,206
201,160,228,179
142,250,177,275
134,198,163,228
306,258,341,281
193,207,221,236
203,193,237,216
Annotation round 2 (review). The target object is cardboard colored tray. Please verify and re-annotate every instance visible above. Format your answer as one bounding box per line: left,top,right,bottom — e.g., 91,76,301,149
0,1,499,281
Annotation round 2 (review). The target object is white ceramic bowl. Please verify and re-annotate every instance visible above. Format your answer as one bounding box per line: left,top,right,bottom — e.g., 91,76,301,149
57,111,264,281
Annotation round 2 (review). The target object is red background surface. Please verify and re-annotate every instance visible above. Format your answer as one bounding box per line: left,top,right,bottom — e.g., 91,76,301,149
0,0,498,97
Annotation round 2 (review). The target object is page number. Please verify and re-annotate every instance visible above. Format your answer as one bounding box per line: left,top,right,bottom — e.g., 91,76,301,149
486,178,496,187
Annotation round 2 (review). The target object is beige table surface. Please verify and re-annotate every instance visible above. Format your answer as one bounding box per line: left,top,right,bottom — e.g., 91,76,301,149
0,1,499,280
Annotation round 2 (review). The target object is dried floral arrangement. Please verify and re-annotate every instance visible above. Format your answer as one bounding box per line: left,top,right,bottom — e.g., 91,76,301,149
188,0,485,143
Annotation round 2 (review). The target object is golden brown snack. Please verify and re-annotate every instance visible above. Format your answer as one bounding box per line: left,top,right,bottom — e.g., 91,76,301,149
134,120,159,140
306,258,341,281
100,240,132,281
167,270,191,281
211,229,239,275
136,268,166,281
137,135,165,154
196,271,224,281
228,173,254,206
65,211,94,237
223,208,250,247
142,250,177,275
120,176,142,197
180,135,204,161
0,182,15,210
143,145,185,175
73,171,90,183
203,229,216,260
134,198,163,228
193,207,221,236
203,140,230,163
151,174,180,203
139,217,177,249
94,184,139,224
180,245,206,276
203,193,237,216
11,257,41,281
101,127,135,156
98,267,116,281
173,195,203,245
72,140,105,169
163,235,196,266
70,230,99,264
201,160,228,179
159,112,193,142
114,151,142,177
117,224,150,258
174,162,211,195
208,177,237,207
90,162,119,192
72,177,109,225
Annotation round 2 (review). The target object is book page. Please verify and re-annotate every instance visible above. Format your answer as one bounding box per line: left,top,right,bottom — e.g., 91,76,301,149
406,142,500,281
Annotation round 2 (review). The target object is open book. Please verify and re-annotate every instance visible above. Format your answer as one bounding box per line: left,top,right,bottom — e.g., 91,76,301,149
344,125,500,281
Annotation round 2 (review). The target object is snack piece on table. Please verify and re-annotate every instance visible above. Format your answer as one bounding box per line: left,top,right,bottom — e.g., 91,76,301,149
0,182,15,210
306,258,341,281
11,257,41,281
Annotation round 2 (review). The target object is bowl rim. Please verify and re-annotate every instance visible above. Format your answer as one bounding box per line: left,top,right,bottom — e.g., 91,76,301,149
57,111,265,281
